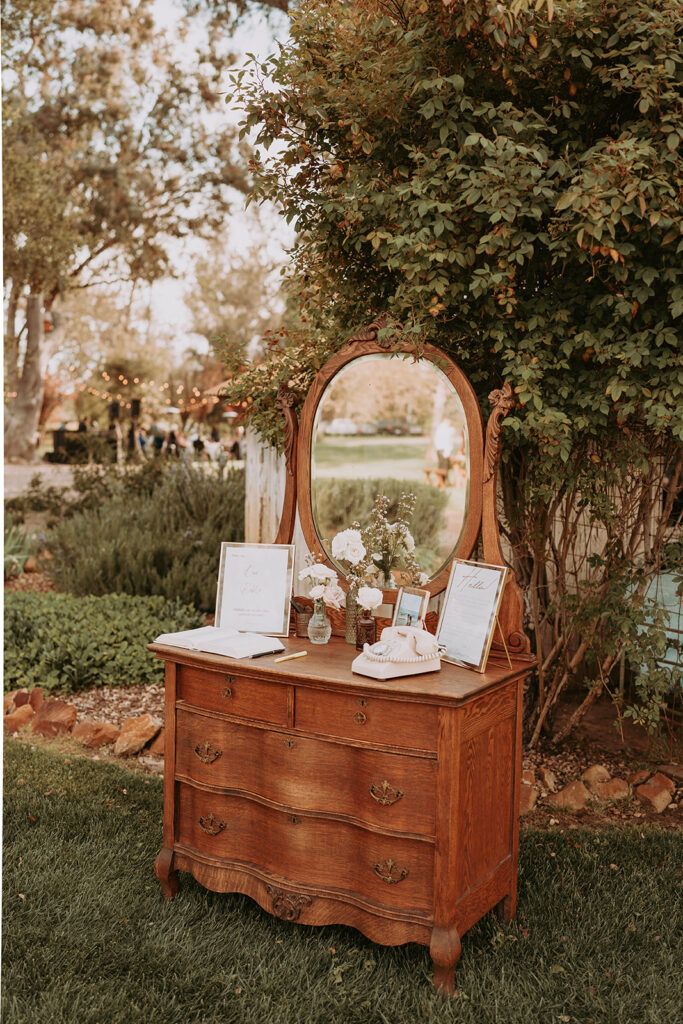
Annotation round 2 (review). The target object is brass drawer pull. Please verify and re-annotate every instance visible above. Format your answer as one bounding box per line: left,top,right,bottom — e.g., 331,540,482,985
370,780,404,806
353,711,367,725
198,814,226,836
373,858,408,885
221,677,234,699
194,741,222,765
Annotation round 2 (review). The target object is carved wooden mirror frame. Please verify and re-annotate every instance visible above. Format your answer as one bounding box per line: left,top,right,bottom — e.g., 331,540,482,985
274,319,530,658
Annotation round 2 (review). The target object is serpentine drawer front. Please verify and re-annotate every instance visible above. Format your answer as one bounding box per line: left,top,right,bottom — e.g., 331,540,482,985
176,665,288,725
176,784,434,913
175,707,437,836
293,688,438,752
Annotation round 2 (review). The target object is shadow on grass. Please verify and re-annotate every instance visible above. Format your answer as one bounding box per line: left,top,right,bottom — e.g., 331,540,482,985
2,740,681,1024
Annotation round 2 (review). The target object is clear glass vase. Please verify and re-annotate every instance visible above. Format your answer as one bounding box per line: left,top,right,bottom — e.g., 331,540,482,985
344,589,358,645
307,598,332,645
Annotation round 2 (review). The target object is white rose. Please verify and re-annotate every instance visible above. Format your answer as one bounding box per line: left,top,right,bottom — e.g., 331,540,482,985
309,584,326,600
322,583,345,610
310,563,338,582
332,528,366,566
357,586,383,612
419,572,429,585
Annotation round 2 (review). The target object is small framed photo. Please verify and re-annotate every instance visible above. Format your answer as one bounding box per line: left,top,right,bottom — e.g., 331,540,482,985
215,542,295,636
392,586,430,628
436,559,509,672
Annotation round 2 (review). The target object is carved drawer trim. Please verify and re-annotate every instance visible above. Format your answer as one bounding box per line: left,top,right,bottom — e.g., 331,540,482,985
266,885,314,921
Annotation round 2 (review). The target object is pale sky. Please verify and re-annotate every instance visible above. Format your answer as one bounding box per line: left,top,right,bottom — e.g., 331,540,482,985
150,1,292,355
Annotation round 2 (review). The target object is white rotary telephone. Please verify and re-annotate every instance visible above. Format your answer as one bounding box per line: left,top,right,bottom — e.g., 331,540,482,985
351,624,441,680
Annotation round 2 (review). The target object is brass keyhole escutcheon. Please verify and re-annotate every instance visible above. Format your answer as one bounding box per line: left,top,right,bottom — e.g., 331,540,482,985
290,815,301,825
357,698,368,708
221,677,234,699
353,711,367,725
284,738,296,748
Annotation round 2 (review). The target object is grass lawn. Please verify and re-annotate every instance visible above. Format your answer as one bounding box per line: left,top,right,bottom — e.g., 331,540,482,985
3,740,681,1024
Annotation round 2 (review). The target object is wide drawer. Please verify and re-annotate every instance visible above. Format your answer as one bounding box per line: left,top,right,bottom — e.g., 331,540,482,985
175,708,437,836
294,688,438,752
176,784,433,913
177,665,288,726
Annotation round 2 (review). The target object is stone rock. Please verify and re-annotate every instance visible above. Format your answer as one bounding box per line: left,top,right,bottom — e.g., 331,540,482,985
636,780,672,814
4,693,17,715
31,699,77,738
13,690,30,708
113,714,161,757
28,687,45,712
649,772,675,794
590,777,630,802
147,728,165,756
72,720,121,749
539,767,558,792
656,763,683,784
522,768,536,786
628,769,651,787
548,780,591,812
24,556,38,573
519,783,538,815
581,764,611,788
4,704,35,734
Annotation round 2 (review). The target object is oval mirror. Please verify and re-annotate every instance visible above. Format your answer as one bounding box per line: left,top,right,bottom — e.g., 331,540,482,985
310,353,471,582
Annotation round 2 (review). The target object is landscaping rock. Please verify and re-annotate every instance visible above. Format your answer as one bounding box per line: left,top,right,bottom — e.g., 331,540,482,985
522,768,536,786
548,780,591,812
13,690,30,708
519,783,538,815
31,699,77,738
4,704,35,734
147,728,165,756
113,714,161,757
590,777,629,803
24,556,39,573
628,769,651,787
28,687,45,712
636,779,673,814
581,764,611,788
656,763,683,784
4,693,17,715
649,772,675,794
72,720,121,749
539,767,558,792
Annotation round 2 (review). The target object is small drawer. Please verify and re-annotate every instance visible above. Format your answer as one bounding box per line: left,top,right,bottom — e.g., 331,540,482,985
294,688,437,752
175,708,437,836
177,665,288,726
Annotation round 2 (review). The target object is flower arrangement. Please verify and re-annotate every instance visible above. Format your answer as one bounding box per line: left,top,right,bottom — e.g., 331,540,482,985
298,558,345,609
363,493,423,589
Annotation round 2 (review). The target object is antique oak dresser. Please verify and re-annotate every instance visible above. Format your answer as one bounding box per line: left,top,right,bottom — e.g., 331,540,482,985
152,320,534,994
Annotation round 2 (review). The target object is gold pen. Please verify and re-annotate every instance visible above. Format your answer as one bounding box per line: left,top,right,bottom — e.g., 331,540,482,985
273,650,308,664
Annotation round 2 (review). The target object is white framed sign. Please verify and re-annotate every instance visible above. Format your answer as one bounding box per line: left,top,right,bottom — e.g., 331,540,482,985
436,559,509,673
215,542,295,636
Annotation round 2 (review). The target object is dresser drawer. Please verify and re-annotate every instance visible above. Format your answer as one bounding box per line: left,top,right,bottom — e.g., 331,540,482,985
176,785,433,913
294,688,438,752
177,666,288,726
175,708,437,836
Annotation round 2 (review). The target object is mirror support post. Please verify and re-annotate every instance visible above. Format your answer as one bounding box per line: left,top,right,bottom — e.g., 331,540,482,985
274,385,299,545
482,383,531,658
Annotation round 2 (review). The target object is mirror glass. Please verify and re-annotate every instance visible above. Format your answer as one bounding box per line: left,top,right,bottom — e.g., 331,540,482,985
311,354,470,580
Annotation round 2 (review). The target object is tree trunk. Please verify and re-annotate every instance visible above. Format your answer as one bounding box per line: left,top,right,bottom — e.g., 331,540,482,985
4,291,45,462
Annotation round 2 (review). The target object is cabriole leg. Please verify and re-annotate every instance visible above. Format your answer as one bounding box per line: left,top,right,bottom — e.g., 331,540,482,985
155,847,179,900
430,924,462,995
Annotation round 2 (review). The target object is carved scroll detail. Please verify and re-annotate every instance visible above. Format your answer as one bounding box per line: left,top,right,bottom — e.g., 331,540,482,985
266,885,313,921
276,385,299,478
484,381,515,484
347,315,402,350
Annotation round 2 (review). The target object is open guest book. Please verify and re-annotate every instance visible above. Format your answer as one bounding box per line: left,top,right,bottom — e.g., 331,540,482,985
153,625,284,660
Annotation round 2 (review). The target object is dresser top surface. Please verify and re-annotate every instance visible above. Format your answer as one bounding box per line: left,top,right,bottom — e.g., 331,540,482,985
149,636,531,704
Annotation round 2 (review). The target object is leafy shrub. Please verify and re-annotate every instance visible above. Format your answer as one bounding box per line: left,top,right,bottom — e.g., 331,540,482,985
313,477,450,573
4,517,33,579
3,592,202,693
45,464,245,611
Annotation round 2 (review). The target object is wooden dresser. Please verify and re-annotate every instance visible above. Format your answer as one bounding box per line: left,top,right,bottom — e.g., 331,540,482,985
151,636,529,993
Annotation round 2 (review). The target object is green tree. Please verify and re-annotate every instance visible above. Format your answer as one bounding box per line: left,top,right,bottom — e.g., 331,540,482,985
231,0,682,740
2,0,250,460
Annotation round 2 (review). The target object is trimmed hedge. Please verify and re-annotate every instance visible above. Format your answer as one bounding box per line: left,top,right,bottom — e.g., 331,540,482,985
45,464,245,611
4,592,203,693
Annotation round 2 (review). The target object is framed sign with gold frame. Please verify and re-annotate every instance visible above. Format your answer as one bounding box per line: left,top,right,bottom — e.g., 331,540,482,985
215,542,295,636
436,559,509,672
391,586,430,628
